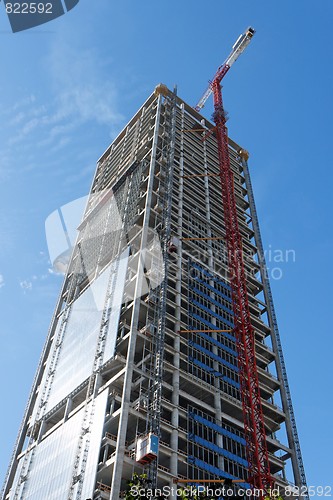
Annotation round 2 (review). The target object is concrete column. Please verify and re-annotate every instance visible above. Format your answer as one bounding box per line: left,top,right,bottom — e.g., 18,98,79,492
169,103,185,479
202,133,224,469
64,397,73,422
110,95,163,500
94,373,103,396
103,444,109,464
37,419,46,443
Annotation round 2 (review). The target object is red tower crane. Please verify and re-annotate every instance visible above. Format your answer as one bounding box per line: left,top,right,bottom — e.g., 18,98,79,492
196,28,274,495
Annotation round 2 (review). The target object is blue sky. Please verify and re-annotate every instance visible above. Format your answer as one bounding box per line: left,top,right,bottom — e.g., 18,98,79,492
0,0,332,494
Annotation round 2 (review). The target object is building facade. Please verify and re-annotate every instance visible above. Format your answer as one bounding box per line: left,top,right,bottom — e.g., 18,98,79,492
2,86,306,500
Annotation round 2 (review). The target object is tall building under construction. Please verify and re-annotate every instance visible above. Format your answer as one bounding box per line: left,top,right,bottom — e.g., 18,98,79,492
2,85,307,500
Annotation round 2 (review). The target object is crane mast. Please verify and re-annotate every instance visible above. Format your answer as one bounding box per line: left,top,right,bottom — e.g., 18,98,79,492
198,28,273,494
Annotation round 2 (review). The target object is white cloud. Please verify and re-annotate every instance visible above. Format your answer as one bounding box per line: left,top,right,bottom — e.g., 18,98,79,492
20,280,32,292
0,274,4,288
2,40,124,176
12,95,36,110
0,211,18,255
48,41,123,131
9,112,26,126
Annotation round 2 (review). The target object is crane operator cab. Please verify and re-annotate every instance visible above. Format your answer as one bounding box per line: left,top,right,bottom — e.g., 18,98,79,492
247,27,256,37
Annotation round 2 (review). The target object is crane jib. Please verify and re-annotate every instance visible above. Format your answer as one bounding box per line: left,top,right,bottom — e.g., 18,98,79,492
194,27,255,111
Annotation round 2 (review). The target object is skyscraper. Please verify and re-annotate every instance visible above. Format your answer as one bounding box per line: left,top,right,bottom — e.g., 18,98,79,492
2,85,307,500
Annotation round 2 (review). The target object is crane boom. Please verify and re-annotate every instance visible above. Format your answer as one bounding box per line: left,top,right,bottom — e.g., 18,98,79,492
195,27,274,495
195,27,255,112
212,79,272,493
